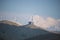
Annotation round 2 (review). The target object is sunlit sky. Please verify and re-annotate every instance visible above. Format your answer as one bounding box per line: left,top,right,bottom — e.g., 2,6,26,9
0,0,60,24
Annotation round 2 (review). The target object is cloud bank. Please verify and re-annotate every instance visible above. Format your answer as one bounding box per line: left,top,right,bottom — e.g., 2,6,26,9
31,15,60,33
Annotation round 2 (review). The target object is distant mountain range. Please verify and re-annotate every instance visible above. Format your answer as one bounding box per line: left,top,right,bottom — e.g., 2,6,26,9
0,20,60,40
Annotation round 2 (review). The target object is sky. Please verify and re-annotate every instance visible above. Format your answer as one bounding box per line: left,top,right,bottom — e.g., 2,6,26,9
0,0,60,24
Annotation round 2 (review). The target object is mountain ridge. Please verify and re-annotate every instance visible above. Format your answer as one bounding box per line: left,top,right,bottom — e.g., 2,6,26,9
0,20,22,26
0,20,60,40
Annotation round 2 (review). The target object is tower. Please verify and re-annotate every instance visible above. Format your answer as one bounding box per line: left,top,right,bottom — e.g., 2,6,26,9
28,16,33,24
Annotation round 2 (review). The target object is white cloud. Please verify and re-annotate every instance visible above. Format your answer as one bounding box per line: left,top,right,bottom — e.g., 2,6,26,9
31,15,60,34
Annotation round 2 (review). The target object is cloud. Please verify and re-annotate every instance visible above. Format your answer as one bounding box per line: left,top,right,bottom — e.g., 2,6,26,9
31,15,60,33
32,15,47,28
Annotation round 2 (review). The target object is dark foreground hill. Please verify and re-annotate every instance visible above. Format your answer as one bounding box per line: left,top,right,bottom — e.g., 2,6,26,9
25,33,60,40
0,20,60,40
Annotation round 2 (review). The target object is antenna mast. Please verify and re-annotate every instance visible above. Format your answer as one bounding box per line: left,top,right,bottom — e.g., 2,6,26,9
28,16,33,24
31,16,34,24
32,16,33,23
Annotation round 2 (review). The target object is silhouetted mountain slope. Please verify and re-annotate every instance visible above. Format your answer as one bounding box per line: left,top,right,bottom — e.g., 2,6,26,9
0,21,60,40
25,33,60,40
